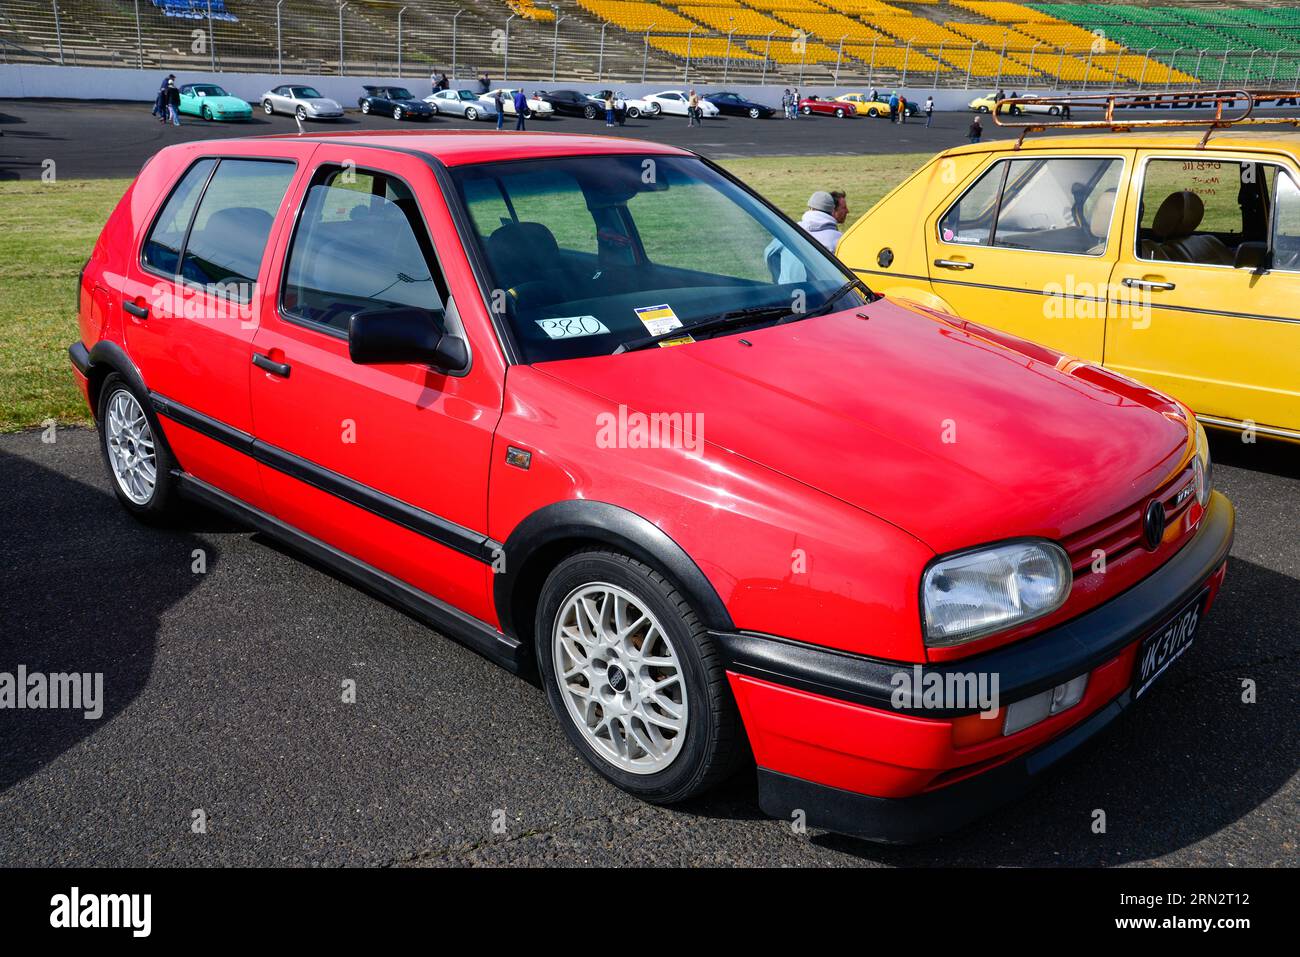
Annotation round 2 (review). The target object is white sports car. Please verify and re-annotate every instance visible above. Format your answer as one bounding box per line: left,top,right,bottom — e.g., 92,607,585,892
260,84,345,120
482,89,555,118
642,91,719,118
585,89,661,119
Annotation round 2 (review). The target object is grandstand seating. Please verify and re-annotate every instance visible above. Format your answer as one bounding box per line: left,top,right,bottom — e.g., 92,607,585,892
0,1,1294,88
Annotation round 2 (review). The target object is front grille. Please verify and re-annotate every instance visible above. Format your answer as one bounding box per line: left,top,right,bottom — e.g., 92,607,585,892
1063,464,1197,572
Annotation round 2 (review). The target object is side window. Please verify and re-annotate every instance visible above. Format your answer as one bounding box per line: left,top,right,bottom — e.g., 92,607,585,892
1137,158,1281,265
938,161,1003,247
141,158,215,275
939,157,1121,255
1274,172,1300,272
179,159,295,299
281,166,445,333
994,157,1121,254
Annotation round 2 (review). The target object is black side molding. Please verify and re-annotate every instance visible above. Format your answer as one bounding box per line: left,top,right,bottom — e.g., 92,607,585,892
718,491,1234,717
68,341,91,376
150,392,501,565
175,472,525,672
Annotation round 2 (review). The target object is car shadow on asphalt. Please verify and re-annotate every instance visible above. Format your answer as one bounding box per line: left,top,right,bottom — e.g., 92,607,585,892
0,446,221,793
1208,431,1300,480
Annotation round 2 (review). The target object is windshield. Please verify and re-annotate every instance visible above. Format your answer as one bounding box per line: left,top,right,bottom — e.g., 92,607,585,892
390,88,414,100
194,85,225,96
449,154,865,362
458,90,478,100
294,87,323,98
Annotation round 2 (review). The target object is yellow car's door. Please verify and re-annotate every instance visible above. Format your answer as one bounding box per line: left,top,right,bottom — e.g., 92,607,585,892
1104,151,1300,439
925,150,1134,362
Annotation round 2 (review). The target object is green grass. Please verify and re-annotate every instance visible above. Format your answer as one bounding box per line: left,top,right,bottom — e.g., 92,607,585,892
0,151,933,432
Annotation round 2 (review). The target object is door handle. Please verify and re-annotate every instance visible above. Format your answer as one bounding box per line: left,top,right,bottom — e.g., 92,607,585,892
933,259,975,270
252,352,291,377
1122,277,1176,291
123,301,149,319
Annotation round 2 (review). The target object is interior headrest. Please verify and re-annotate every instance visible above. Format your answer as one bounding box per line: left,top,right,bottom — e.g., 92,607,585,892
1089,188,1117,239
487,221,560,265
1152,190,1204,239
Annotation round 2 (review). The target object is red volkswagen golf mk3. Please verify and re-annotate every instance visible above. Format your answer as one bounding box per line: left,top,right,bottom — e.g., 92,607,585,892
70,130,1233,842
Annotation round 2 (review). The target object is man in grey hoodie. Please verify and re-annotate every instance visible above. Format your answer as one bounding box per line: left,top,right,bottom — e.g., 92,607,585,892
800,191,842,253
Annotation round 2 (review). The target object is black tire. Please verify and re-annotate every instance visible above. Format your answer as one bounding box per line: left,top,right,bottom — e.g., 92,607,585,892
465,106,479,121
1048,105,1061,116
535,549,745,804
978,105,990,113
296,105,307,121
262,99,274,115
393,106,404,120
96,372,181,525
800,105,811,115
867,107,880,117
201,105,211,121
360,99,371,114
748,106,760,118
834,107,846,118
627,105,641,118
583,104,598,120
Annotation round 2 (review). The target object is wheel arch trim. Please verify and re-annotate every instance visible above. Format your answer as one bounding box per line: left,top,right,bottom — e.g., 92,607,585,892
493,500,734,642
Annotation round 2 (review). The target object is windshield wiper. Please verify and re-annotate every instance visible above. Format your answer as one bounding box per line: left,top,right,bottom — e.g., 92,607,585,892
613,303,795,354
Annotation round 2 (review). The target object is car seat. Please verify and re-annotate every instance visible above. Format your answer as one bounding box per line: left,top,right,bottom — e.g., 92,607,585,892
1147,191,1234,265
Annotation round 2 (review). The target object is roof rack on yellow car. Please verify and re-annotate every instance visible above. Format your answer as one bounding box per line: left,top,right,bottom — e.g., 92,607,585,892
991,89,1300,149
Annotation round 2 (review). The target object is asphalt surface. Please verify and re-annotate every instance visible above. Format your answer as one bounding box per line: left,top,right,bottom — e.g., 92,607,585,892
0,426,1295,866
2,97,1019,180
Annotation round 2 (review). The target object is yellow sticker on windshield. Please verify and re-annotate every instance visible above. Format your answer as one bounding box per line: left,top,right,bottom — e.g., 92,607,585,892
634,303,694,347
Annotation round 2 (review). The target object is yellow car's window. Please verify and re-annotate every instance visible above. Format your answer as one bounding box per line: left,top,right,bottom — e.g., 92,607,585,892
1274,172,1300,272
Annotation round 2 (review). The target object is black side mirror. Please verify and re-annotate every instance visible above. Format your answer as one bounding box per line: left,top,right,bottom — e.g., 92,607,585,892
348,306,468,372
1234,241,1271,271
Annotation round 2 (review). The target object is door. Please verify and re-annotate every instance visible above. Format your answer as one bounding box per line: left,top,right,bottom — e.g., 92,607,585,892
1104,152,1300,436
120,149,304,507
248,147,504,623
925,151,1132,362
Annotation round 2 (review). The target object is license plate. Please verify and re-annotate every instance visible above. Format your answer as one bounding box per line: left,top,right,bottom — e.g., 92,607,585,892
1133,590,1207,699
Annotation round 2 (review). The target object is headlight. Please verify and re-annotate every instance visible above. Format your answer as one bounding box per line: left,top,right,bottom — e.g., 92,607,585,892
921,540,1072,647
1193,423,1212,507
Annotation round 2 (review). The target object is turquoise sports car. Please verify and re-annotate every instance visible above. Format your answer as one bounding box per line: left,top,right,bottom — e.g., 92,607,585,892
178,83,253,122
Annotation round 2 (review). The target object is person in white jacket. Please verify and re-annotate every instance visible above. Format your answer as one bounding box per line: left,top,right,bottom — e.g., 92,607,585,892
800,191,842,253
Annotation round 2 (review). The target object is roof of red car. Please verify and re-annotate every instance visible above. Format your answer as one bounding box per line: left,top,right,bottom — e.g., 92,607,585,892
256,129,694,166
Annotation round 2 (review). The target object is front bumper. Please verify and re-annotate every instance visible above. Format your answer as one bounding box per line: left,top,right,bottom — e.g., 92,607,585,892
717,490,1235,843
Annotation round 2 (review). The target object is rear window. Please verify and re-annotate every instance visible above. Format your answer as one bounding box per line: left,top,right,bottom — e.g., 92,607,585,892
143,158,295,302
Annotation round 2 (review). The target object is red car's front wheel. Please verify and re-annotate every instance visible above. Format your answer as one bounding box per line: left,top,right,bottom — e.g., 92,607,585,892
536,550,744,804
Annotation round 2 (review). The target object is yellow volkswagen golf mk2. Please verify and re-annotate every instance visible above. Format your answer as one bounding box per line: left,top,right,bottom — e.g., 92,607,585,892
837,99,1300,443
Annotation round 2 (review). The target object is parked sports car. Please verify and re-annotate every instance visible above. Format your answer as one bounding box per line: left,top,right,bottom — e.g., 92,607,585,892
537,89,602,119
177,83,252,122
260,84,344,120
358,85,435,121
835,92,919,118
587,90,661,119
483,89,555,118
797,95,853,118
642,91,719,118
704,91,774,119
425,88,496,121
969,92,1067,116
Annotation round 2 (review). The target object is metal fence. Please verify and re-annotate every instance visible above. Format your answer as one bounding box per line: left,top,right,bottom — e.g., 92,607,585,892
2,1,1299,90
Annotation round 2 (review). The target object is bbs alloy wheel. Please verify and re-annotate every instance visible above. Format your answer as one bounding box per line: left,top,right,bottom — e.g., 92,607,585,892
552,583,687,774
465,106,478,121
96,373,180,523
263,99,274,114
536,550,744,803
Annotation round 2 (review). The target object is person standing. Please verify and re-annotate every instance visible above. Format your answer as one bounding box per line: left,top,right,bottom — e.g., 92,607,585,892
614,93,627,126
152,73,172,121
165,77,181,127
687,89,700,127
780,88,791,119
968,115,983,143
479,72,491,94
604,92,615,127
512,89,528,130
799,191,843,252
791,87,801,118
494,89,505,129
898,93,907,124
924,95,934,128
888,90,899,123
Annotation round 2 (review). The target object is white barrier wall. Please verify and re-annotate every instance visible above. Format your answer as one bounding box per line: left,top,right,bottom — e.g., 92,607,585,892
0,62,1036,111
